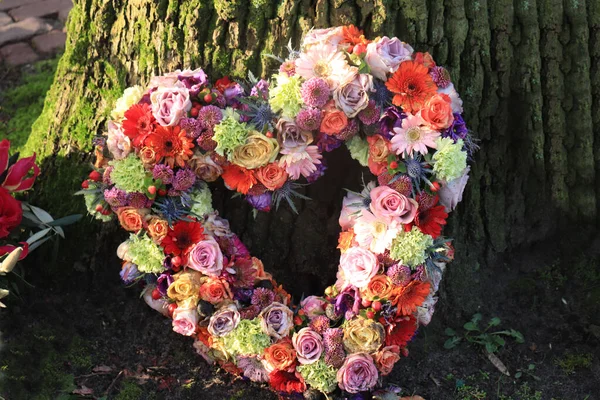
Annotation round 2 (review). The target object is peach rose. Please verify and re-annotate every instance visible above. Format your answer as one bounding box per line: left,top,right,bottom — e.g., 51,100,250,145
117,207,147,232
363,274,394,301
254,257,273,282
255,163,288,191
374,345,401,375
199,277,232,304
264,338,297,372
147,217,169,243
139,146,157,165
320,101,348,135
367,135,390,163
189,152,224,182
421,94,454,130
337,229,356,253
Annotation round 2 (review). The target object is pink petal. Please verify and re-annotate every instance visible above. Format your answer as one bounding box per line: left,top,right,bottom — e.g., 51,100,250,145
0,139,9,175
3,154,39,192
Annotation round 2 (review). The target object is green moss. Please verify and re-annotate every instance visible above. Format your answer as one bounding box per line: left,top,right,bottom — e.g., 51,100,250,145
115,380,144,400
0,57,59,153
554,353,593,375
214,0,243,20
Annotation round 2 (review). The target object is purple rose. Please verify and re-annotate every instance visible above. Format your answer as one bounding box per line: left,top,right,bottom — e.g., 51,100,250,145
177,68,208,97
259,302,294,340
438,166,470,212
187,236,224,276
208,304,241,337
224,83,244,105
292,327,324,364
336,353,379,393
300,296,328,320
333,73,374,118
150,82,191,126
365,36,414,81
276,118,313,152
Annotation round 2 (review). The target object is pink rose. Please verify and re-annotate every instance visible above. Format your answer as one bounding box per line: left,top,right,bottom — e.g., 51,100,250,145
302,27,344,48
339,247,378,288
300,296,328,319
150,82,191,126
370,186,418,224
188,236,224,276
337,353,379,393
292,327,323,364
172,304,199,336
333,73,373,118
374,345,401,376
365,36,414,81
106,121,131,160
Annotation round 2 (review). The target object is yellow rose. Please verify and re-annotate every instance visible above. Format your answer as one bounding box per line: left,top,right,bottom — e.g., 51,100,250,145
230,131,279,169
167,270,202,302
210,337,234,361
111,85,145,121
343,317,384,354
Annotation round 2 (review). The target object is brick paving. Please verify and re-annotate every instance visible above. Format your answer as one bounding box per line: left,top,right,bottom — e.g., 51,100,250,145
0,0,71,66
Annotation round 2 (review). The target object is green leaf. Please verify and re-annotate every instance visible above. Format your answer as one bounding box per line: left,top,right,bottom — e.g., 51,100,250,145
27,204,54,224
47,214,83,227
444,337,460,349
26,228,53,245
444,327,456,336
485,342,497,353
493,336,506,347
463,321,478,331
510,329,525,343
471,313,483,323
515,372,522,379
488,317,501,326
528,364,536,370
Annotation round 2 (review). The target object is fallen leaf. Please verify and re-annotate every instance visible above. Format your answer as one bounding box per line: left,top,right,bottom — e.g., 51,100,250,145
92,365,113,373
73,385,94,395
486,351,510,376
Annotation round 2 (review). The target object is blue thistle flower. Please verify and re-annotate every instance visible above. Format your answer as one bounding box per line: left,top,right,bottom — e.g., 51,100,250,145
404,154,434,194
152,196,190,225
272,181,310,214
371,80,393,109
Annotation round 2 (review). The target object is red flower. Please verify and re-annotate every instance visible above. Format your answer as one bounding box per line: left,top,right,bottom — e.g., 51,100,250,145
385,316,417,348
0,139,40,193
385,60,437,114
413,51,436,69
341,25,369,47
0,242,29,260
391,281,431,316
161,220,204,259
414,204,448,238
268,370,306,394
145,126,194,168
214,76,235,93
122,104,155,147
0,187,22,239
221,164,256,195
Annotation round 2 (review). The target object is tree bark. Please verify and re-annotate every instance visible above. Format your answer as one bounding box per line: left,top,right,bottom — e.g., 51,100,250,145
23,0,600,314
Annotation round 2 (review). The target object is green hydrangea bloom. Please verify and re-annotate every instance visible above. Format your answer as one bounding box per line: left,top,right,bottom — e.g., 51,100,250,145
269,72,303,118
432,138,467,181
297,358,338,394
223,318,271,356
189,185,213,217
389,226,434,268
127,234,166,274
346,136,370,167
213,116,249,157
109,155,149,193
84,182,112,222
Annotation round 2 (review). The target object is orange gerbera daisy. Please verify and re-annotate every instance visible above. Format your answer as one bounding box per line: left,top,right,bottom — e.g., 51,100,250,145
385,60,437,114
145,125,194,168
342,25,369,46
390,280,431,316
385,315,417,347
221,164,257,195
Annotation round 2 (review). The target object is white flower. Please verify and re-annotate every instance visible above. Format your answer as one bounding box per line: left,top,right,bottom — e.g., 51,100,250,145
353,210,399,254
111,85,145,121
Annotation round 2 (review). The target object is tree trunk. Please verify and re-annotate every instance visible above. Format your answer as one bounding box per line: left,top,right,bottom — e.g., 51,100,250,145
23,0,600,314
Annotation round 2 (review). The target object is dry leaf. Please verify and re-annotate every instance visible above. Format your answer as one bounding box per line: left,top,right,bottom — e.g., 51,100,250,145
92,365,113,373
486,351,510,376
73,385,94,395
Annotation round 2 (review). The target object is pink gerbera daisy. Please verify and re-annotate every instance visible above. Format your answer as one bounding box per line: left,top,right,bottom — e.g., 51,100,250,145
391,112,440,157
294,43,354,89
278,145,323,180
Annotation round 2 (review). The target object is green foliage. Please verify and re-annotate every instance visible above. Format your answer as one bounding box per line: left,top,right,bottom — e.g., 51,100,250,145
444,313,524,353
0,57,59,153
115,380,144,400
514,363,540,381
554,353,593,375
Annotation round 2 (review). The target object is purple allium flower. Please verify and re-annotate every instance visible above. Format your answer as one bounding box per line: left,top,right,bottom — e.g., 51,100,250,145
250,79,270,100
246,192,272,212
279,60,296,76
358,100,381,125
152,164,174,184
412,264,426,281
172,168,196,191
380,106,406,140
316,133,343,152
178,69,208,96
197,129,217,151
237,356,270,383
337,118,359,141
214,92,226,108
430,66,452,88
251,287,276,308
127,192,150,209
295,107,322,131
323,328,345,368
305,158,328,183
120,262,140,284
180,117,204,139
309,315,330,335
387,264,412,286
104,187,128,208
157,272,174,296
443,113,468,141
197,105,223,130
301,77,330,108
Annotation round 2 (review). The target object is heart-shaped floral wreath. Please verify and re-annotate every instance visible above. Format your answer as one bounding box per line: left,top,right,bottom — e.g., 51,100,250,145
80,25,475,398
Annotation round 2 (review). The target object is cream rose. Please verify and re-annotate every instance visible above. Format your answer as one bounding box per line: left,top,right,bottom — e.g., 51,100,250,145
342,317,384,354
230,131,279,169
111,85,145,121
339,247,379,288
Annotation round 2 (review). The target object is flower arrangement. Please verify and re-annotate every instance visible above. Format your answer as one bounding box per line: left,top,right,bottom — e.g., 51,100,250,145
0,139,81,308
80,25,475,398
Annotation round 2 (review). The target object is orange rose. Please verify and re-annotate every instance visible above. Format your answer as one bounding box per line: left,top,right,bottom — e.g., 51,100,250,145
264,338,297,372
421,93,454,130
254,257,273,282
337,229,355,253
139,146,157,165
363,274,394,301
375,345,401,375
200,277,232,304
320,101,348,135
117,207,147,232
147,217,169,243
255,163,288,191
367,135,390,163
